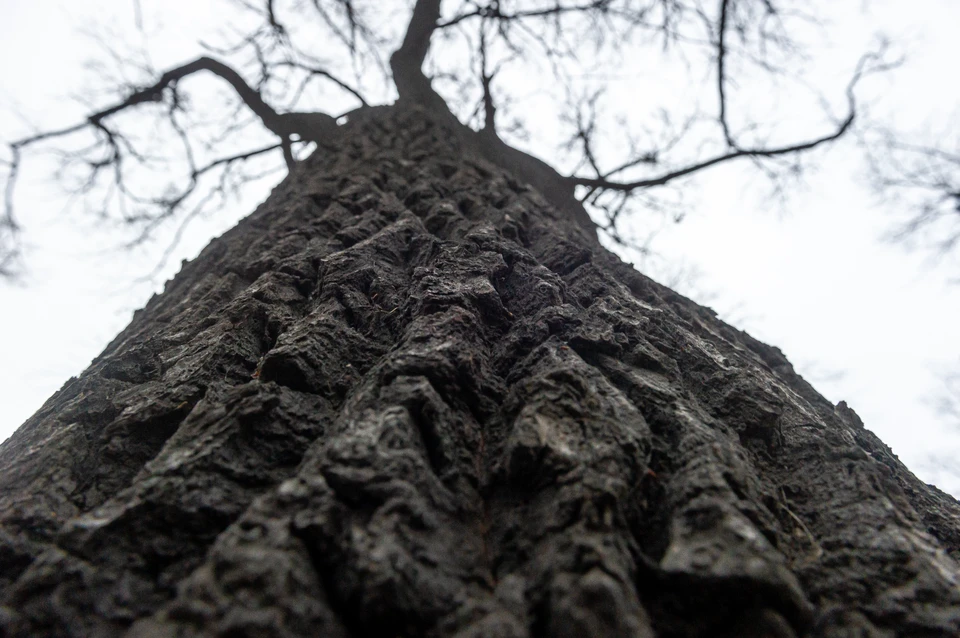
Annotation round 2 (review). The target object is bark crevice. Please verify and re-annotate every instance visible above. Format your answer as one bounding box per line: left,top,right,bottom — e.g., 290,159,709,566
1,101,959,637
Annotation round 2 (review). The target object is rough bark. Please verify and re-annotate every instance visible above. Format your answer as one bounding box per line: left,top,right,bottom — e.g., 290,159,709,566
1,103,959,637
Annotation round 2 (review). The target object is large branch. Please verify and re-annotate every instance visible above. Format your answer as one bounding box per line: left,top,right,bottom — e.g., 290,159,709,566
716,0,736,148
571,48,888,193
2,55,338,274
93,57,289,136
5,54,338,181
10,56,336,170
390,0,443,103
572,119,853,191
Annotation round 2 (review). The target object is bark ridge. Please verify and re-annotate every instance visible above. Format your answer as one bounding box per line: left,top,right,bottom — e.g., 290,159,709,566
0,104,958,637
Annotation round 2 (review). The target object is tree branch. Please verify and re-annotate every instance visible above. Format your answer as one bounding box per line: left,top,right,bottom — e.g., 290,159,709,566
2,53,342,274
275,60,368,106
437,0,616,30
716,0,737,148
8,56,311,168
390,0,443,102
571,47,890,193
479,22,497,135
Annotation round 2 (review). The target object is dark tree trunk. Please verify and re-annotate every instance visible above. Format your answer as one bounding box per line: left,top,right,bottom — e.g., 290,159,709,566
1,103,958,638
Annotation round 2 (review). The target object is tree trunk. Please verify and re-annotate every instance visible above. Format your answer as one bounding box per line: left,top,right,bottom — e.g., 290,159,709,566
1,103,958,638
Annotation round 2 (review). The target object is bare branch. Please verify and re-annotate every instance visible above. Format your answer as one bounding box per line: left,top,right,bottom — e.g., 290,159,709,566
9,56,304,159
1,51,342,273
478,21,497,135
390,0,443,101
716,0,736,148
863,126,960,260
437,0,617,30
275,60,368,106
570,47,893,193
0,0,921,278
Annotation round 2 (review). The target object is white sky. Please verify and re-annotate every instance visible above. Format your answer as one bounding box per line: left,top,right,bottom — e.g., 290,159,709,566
1,0,959,496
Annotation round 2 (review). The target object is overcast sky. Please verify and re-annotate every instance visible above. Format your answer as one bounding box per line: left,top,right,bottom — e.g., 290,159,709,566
2,0,959,496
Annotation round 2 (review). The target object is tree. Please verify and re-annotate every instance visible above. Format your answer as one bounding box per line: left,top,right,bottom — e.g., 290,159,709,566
1,1,959,636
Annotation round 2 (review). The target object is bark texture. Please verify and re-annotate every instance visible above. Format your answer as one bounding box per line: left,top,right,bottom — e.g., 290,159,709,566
1,103,959,637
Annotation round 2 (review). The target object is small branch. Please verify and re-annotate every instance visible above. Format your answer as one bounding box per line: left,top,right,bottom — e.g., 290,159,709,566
265,0,285,35
437,0,615,30
145,142,283,226
133,0,144,32
3,147,22,234
275,60,368,106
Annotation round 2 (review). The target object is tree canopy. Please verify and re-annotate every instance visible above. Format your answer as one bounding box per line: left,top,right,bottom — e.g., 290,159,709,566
4,0,957,280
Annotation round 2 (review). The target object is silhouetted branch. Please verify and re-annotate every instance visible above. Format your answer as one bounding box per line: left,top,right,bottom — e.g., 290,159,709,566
716,0,736,148
478,22,497,135
1,52,342,274
0,0,918,278
391,0,444,103
276,61,368,107
569,47,894,193
438,0,617,29
863,129,960,260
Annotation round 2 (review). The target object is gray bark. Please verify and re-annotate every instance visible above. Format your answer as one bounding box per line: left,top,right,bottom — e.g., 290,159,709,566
1,103,958,637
